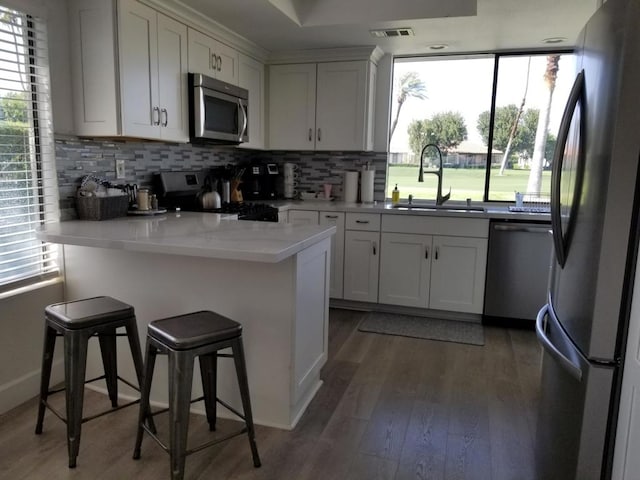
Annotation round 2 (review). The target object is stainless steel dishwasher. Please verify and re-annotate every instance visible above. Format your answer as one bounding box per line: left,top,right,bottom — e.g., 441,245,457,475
484,220,553,325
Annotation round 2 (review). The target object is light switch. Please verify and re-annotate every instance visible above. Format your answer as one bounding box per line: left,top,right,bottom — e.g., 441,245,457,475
115,159,125,179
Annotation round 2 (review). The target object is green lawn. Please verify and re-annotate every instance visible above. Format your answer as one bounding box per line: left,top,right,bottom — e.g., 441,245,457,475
386,164,551,202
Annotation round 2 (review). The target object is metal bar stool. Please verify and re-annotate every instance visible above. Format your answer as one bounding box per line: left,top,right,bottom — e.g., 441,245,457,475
133,310,261,480
35,296,151,468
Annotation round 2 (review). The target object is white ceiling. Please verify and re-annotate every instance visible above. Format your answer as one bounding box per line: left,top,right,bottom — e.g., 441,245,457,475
176,0,601,56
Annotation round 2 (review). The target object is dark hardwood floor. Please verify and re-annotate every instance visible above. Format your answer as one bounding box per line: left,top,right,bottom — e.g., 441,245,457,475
0,308,541,479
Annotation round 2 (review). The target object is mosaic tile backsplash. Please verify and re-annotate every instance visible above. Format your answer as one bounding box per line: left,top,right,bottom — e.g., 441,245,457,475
55,135,388,219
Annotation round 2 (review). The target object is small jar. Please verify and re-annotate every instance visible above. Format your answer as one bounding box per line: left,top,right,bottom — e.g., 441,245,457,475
137,188,150,210
150,194,158,211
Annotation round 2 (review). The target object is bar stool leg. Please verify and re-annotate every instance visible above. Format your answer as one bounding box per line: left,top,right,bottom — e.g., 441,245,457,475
125,317,145,390
98,328,118,408
169,350,194,480
125,318,156,434
198,353,217,431
231,337,261,468
133,341,157,459
64,330,89,468
35,324,57,434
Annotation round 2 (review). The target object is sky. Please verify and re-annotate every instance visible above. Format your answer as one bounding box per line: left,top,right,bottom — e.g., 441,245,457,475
389,53,578,152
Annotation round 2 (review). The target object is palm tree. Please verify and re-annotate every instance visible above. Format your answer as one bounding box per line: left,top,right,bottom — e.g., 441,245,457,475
389,72,427,140
527,55,560,194
499,58,532,175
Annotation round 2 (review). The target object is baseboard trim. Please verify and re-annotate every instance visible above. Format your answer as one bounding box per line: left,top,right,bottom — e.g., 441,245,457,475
0,359,64,415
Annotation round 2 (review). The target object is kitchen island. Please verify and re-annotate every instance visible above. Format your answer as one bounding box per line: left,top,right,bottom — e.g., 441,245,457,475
37,212,335,429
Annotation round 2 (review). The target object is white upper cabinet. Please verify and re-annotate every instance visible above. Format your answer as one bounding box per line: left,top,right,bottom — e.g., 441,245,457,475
268,63,317,150
69,0,188,142
187,28,239,85
238,53,265,150
315,61,371,151
268,60,376,151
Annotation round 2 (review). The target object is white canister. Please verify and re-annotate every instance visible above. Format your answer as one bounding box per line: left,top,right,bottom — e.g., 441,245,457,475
360,170,375,203
137,188,150,210
343,171,359,203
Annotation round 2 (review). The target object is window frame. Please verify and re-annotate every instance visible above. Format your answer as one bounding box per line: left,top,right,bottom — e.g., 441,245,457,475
0,6,59,293
390,48,574,203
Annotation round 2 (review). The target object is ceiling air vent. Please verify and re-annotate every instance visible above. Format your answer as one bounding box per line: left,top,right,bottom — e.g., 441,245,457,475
370,27,414,38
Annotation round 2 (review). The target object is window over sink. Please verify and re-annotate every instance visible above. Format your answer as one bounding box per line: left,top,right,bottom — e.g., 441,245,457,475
388,51,576,203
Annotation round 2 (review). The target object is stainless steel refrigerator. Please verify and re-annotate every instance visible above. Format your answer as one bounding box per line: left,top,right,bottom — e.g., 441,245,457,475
535,0,640,478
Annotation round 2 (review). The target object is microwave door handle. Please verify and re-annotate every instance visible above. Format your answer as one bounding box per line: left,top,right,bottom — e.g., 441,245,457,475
238,99,248,141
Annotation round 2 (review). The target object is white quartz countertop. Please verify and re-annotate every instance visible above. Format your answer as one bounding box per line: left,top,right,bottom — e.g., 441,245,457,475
270,199,551,221
37,212,336,263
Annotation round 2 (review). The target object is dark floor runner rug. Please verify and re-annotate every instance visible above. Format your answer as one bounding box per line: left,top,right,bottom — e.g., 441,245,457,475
358,311,485,346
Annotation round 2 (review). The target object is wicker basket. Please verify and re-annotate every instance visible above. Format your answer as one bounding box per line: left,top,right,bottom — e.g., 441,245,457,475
76,195,129,220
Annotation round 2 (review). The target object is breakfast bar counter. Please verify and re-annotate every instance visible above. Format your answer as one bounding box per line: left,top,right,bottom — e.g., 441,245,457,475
37,212,335,429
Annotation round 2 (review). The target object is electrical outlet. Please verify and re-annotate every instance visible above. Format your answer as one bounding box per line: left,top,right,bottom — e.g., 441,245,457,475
115,159,125,179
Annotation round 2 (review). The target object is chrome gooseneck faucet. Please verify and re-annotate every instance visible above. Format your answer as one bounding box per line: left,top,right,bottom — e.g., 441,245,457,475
418,143,451,205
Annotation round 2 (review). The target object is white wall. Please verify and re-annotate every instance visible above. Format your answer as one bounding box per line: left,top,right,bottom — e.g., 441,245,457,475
0,281,65,414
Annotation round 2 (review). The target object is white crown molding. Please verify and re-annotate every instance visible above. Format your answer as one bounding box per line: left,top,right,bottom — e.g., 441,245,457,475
268,45,385,65
140,0,270,62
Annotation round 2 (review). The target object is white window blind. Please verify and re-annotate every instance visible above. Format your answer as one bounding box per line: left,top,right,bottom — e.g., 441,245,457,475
0,5,59,291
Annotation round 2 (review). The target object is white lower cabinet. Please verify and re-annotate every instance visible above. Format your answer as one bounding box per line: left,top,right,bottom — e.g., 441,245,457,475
378,215,489,314
428,236,488,314
344,230,380,303
319,212,345,299
378,233,432,308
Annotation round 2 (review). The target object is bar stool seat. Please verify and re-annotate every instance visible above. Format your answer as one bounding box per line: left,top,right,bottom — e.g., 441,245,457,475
133,310,261,480
35,296,149,468
148,311,241,350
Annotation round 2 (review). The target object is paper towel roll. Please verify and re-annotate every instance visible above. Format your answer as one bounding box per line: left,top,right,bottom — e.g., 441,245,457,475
361,170,375,203
343,171,359,203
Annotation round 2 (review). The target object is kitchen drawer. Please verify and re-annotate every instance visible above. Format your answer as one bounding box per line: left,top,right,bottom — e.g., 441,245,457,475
346,213,381,231
289,209,319,224
381,214,489,238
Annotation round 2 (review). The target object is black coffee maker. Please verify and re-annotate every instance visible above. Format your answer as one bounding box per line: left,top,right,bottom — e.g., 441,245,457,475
242,162,279,200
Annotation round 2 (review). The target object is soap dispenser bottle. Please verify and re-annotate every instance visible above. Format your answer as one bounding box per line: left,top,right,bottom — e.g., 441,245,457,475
392,184,400,205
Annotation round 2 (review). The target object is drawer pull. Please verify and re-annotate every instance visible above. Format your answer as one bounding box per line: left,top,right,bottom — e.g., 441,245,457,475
325,215,338,219
355,220,370,224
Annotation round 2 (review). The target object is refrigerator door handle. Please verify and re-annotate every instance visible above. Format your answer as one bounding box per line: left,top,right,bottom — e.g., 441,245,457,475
536,304,583,381
550,70,586,268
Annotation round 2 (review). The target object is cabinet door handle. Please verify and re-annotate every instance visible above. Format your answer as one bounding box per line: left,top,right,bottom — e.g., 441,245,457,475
435,246,439,260
372,241,377,256
355,220,369,224
161,108,168,127
217,55,222,71
210,53,214,70
308,128,313,142
325,215,338,219
317,128,321,141
425,246,429,259
152,106,160,126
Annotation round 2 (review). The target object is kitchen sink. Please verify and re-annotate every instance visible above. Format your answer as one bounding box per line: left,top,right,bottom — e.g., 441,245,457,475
392,203,485,213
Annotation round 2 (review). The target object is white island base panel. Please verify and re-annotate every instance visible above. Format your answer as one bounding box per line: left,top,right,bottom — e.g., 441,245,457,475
61,238,330,430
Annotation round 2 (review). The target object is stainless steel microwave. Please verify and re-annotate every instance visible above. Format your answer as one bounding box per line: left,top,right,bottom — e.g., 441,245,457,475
188,73,248,144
